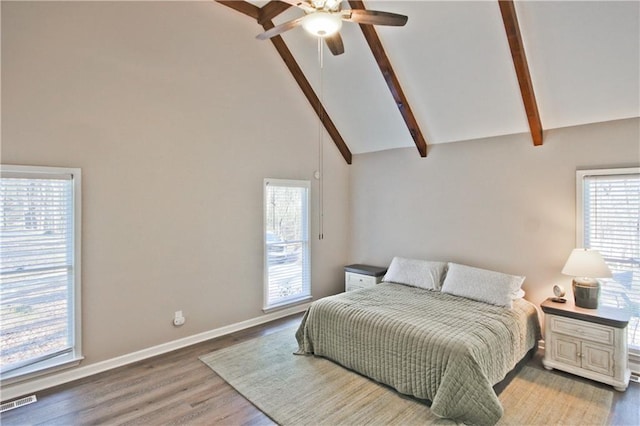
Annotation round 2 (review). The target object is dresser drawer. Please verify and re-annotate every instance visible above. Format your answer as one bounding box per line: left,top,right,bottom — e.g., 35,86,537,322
550,316,614,346
345,272,377,291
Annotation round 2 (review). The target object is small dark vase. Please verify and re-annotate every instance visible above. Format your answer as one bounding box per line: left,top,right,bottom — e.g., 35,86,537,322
572,280,600,309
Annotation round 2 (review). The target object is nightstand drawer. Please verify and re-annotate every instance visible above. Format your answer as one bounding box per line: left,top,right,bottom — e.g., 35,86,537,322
345,272,377,289
344,264,387,292
550,316,614,346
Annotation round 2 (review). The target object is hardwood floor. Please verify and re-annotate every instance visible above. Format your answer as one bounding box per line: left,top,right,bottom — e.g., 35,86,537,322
2,313,638,425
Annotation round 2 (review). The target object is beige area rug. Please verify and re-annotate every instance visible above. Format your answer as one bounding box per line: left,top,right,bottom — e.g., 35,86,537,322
200,328,613,425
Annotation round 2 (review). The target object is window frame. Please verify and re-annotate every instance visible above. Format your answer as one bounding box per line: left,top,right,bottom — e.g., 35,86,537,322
0,164,83,384
263,178,311,312
576,167,639,359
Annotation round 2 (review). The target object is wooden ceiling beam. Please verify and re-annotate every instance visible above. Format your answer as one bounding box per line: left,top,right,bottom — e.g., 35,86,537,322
216,0,260,20
348,0,428,158
258,1,293,25
498,0,543,146
261,20,352,164
216,0,352,164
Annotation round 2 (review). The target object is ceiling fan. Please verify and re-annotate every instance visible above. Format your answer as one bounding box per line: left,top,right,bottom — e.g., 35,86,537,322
256,0,408,56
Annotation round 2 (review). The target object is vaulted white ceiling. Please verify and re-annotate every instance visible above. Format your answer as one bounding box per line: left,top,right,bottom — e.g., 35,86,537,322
243,1,639,155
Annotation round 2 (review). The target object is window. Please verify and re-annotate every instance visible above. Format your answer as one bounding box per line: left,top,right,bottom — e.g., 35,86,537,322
1,165,82,382
577,168,639,353
263,179,310,311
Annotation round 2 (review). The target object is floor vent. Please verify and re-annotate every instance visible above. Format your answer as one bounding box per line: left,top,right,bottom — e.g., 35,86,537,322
630,373,640,384
0,395,37,413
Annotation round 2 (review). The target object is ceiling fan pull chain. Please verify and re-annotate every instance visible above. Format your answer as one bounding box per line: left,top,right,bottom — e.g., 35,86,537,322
317,37,324,241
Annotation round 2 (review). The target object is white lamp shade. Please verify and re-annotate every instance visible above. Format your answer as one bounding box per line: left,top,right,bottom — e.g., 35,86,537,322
302,12,342,37
561,248,612,278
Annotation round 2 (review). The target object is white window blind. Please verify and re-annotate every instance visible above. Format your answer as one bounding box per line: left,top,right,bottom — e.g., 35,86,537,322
578,168,640,352
263,179,310,310
1,165,82,380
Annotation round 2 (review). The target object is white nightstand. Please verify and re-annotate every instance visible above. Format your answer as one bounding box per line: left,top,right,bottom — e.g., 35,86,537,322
541,298,631,391
344,264,387,292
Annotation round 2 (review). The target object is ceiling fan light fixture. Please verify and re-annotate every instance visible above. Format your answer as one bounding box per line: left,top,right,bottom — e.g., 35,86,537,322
302,12,342,37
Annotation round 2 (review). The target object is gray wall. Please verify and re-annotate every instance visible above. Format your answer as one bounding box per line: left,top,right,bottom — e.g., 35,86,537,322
349,118,640,306
2,2,350,365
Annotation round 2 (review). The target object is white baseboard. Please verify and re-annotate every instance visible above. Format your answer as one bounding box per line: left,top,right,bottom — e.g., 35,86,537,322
1,303,310,402
629,353,640,376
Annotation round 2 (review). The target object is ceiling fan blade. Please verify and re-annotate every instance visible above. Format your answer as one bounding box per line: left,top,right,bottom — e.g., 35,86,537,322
325,32,345,56
256,16,305,40
343,9,408,26
277,0,315,13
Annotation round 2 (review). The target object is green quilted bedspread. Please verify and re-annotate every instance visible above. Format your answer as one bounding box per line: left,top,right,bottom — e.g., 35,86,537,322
295,283,541,425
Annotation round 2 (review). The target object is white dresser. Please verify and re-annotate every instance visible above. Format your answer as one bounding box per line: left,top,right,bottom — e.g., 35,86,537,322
344,264,387,292
541,298,631,391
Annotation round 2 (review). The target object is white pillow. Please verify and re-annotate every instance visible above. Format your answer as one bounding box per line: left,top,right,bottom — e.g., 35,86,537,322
440,263,525,308
383,257,447,291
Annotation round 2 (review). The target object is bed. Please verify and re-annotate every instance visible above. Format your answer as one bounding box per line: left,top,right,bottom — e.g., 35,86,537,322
295,260,541,426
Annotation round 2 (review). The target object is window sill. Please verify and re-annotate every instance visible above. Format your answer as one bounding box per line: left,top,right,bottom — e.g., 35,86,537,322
1,354,84,386
263,296,312,314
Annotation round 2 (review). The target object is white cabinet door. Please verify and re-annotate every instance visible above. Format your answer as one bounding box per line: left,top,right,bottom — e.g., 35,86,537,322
582,341,615,376
551,334,582,368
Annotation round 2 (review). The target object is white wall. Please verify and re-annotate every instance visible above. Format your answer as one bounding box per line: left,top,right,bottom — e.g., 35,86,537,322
349,118,640,306
1,1,350,368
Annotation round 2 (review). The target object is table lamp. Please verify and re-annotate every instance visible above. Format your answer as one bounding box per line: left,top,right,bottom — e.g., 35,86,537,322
561,248,612,309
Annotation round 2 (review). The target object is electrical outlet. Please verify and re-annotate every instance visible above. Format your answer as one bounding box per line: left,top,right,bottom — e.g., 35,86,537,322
173,310,185,326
